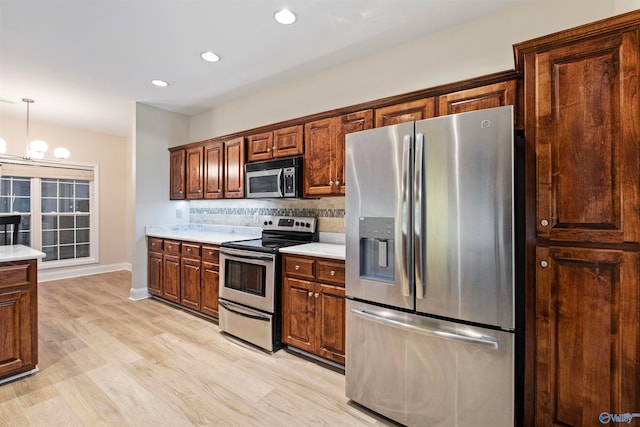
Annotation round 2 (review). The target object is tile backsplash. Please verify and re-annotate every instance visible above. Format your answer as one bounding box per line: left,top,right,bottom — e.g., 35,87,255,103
188,197,345,232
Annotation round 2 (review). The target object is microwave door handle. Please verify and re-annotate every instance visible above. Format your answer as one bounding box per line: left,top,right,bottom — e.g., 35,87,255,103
278,168,284,197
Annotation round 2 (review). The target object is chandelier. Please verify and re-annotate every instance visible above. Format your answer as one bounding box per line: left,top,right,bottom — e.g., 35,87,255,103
0,98,70,160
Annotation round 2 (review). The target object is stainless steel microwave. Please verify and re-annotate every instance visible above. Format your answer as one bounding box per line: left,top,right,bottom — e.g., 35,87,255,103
245,156,302,199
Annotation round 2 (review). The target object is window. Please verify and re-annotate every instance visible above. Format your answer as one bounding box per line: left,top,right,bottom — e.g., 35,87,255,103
0,161,97,268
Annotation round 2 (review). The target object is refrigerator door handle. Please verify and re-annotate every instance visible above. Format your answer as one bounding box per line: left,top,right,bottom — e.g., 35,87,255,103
401,134,412,297
414,132,425,299
351,308,499,350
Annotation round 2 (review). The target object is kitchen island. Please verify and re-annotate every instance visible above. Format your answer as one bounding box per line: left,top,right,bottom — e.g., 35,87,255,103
0,245,45,384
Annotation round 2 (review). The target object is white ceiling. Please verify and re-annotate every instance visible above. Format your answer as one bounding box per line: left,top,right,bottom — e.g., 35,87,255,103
0,0,525,137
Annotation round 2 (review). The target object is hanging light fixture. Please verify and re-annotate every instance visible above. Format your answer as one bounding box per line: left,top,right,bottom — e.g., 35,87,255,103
0,98,70,160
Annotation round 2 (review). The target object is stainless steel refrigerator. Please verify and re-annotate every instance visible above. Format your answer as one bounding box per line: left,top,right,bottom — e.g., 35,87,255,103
345,106,515,426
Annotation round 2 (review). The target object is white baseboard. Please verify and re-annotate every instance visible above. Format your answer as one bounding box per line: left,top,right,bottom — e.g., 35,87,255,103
129,287,150,301
38,262,132,282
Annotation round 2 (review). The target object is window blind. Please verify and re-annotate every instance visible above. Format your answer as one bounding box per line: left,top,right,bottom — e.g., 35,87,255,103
0,161,94,180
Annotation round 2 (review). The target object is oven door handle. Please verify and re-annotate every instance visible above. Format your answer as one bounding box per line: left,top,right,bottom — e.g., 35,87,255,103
220,250,273,262
219,300,271,322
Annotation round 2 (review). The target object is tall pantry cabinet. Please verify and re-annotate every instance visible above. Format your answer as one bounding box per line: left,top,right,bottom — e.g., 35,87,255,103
514,11,640,426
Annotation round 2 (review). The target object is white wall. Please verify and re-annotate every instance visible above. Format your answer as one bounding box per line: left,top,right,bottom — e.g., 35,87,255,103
131,103,189,299
190,0,630,141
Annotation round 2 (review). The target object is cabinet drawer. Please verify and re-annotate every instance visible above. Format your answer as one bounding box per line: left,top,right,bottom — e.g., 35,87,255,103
284,256,315,280
181,243,201,258
202,245,219,264
0,262,30,289
164,240,181,255
148,237,163,252
317,259,345,286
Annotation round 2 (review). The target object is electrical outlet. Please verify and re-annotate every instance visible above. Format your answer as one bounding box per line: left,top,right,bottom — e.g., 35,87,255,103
176,209,182,219
202,212,208,221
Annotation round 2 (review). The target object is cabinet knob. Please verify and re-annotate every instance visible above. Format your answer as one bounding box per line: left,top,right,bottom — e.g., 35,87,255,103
314,293,319,298
335,181,340,186
329,180,334,186
267,147,271,152
179,190,183,193
209,251,213,255
540,219,549,226
330,270,335,276
295,265,300,270
272,145,276,151
540,260,548,268
187,248,191,252
217,189,222,193
308,291,313,297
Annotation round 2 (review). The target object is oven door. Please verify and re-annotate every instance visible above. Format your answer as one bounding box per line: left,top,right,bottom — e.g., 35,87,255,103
219,247,275,313
246,168,283,199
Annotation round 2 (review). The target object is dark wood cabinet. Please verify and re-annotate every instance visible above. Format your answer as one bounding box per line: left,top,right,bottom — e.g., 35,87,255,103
169,149,186,200
185,146,204,199
304,110,373,197
0,259,38,381
203,141,224,199
247,125,303,162
147,237,163,297
180,243,201,310
514,11,640,425
282,254,346,365
374,98,435,127
224,137,245,199
437,80,517,123
200,245,220,318
162,240,181,304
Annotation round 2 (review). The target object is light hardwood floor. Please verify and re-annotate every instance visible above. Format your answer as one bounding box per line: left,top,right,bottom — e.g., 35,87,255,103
0,271,396,427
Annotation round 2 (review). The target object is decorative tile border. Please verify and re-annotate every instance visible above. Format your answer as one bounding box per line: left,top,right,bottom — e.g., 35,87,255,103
190,206,345,218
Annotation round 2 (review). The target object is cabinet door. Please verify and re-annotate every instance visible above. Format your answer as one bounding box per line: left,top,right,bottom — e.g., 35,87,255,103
162,254,181,303
181,257,201,310
438,80,516,119
314,283,346,365
273,125,303,158
338,110,373,194
247,131,273,162
0,289,33,377
204,141,224,199
185,146,204,199
148,251,163,296
282,277,315,353
201,260,219,318
526,31,640,244
304,117,337,197
374,98,435,127
535,247,639,426
169,149,186,200
224,137,245,199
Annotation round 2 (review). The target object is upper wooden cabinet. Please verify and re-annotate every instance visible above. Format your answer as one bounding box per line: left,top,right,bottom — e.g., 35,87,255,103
303,110,373,197
203,141,224,199
169,149,186,200
247,125,303,162
374,98,435,127
185,146,204,199
437,80,517,122
224,137,245,199
518,24,640,244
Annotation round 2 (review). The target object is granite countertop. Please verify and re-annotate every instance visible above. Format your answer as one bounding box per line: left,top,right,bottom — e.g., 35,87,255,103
280,242,346,260
145,224,261,245
0,245,46,262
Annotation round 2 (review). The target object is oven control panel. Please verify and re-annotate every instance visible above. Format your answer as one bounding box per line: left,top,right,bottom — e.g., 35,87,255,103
262,216,317,232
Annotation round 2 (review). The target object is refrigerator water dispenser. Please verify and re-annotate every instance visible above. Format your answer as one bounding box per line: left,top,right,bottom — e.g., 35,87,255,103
359,217,394,282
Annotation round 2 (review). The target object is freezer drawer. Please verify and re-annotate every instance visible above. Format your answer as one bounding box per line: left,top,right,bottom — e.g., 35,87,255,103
346,300,514,427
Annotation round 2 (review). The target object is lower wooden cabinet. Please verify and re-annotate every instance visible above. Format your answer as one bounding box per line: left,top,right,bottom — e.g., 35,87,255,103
147,237,220,319
282,254,346,365
534,246,639,426
0,259,38,380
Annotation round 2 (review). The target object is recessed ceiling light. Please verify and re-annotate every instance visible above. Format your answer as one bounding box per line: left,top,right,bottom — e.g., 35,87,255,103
151,79,169,87
201,51,220,63
274,8,296,25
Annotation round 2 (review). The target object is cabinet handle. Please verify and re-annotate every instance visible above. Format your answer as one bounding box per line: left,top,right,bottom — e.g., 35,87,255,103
540,219,549,226
314,293,319,298
330,270,335,276
295,265,300,270
308,291,313,297
540,260,548,268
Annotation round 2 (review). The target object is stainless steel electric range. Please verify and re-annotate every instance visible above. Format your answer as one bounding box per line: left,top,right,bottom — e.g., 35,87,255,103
218,216,317,352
